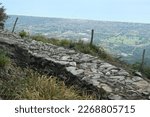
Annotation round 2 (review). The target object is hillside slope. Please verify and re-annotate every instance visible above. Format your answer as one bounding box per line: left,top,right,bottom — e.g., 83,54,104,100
0,31,150,100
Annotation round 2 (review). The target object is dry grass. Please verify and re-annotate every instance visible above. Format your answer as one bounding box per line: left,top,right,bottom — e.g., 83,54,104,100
19,72,94,100
0,64,95,100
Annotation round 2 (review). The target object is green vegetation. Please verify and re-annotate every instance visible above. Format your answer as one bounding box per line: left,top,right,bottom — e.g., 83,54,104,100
143,67,150,78
0,57,94,100
0,50,10,67
32,35,57,43
0,72,94,99
0,69,94,99
19,30,28,38
72,40,112,60
131,62,150,79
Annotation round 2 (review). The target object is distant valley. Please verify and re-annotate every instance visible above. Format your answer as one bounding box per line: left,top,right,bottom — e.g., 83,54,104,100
5,15,150,65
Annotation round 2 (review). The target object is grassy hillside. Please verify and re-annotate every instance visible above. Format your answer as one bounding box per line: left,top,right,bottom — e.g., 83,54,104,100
0,49,95,100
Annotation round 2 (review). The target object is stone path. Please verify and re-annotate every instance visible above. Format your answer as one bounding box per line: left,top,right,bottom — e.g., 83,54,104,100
0,31,150,100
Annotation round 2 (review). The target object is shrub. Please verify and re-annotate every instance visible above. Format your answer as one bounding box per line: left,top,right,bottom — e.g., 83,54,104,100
0,50,10,68
59,39,71,47
71,40,113,61
31,35,47,42
19,30,28,38
48,38,60,45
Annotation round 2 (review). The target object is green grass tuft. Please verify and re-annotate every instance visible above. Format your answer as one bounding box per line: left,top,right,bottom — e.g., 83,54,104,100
19,30,28,38
0,50,10,68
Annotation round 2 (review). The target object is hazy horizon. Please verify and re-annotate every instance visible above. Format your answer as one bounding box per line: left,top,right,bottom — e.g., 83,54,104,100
7,14,150,25
1,0,150,24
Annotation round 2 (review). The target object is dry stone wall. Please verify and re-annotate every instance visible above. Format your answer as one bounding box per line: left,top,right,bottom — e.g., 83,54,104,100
0,31,150,100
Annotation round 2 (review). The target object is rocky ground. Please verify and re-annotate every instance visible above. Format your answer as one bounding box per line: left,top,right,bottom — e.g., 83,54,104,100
0,31,150,100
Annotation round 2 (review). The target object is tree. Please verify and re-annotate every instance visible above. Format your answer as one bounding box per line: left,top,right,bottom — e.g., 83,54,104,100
0,3,8,30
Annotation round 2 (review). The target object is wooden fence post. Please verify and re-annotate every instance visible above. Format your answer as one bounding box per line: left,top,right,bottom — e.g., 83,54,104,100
139,49,145,72
12,17,18,33
90,29,94,46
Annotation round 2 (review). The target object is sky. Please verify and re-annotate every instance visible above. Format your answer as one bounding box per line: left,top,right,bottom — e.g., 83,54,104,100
1,0,150,23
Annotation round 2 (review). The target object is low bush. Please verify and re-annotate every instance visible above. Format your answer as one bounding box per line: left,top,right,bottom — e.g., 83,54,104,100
31,35,48,42
19,30,28,38
73,41,112,60
0,50,10,68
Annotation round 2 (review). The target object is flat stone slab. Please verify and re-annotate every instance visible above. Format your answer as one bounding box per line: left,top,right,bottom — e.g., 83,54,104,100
66,67,84,76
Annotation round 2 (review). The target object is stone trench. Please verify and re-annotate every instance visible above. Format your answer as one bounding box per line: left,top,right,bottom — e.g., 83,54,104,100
0,31,150,100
